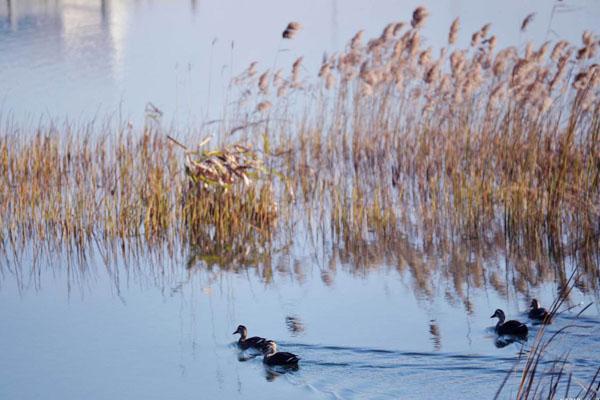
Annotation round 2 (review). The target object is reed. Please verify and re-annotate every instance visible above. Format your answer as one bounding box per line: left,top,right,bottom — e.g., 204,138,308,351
0,7,598,293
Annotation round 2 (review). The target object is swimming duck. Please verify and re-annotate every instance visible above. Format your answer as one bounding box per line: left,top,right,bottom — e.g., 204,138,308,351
528,299,551,323
491,309,528,336
263,341,300,366
233,325,268,351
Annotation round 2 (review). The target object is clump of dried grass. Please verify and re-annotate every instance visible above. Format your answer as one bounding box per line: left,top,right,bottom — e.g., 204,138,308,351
167,135,264,189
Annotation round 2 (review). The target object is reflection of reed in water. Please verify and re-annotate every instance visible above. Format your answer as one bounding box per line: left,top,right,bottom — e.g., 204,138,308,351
285,316,305,336
0,201,596,308
429,320,441,351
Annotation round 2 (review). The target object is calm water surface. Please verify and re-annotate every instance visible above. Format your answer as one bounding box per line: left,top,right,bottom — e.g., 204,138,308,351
2,0,600,123
1,236,598,399
1,1,600,399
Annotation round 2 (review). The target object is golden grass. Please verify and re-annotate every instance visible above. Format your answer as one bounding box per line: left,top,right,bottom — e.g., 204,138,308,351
0,7,598,291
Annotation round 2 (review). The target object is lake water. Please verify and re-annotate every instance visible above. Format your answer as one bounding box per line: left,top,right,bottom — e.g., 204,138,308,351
1,238,599,399
1,1,600,399
2,0,600,124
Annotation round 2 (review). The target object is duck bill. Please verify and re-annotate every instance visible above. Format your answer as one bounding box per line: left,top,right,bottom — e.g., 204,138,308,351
490,314,495,318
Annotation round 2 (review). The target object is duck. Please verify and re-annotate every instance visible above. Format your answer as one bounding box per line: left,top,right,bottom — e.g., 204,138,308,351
491,309,528,336
528,299,551,323
233,325,268,351
263,340,300,366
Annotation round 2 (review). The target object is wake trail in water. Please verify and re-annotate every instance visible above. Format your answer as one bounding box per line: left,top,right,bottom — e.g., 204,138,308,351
268,341,523,399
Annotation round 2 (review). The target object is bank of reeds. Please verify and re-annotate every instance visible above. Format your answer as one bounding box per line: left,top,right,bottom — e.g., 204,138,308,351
0,8,598,289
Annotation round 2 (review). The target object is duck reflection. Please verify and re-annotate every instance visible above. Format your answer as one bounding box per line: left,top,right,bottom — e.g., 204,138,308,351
494,335,527,349
236,352,261,362
264,364,299,382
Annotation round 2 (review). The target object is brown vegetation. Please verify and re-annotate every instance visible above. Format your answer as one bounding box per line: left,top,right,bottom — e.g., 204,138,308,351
0,7,598,295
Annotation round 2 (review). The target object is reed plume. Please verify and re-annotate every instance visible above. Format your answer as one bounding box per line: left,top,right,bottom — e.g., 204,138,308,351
411,6,429,29
448,18,460,45
521,12,535,32
283,21,302,39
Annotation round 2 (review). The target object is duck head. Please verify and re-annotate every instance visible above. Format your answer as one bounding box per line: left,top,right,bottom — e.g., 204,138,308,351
530,299,540,310
264,340,277,355
233,325,248,339
491,309,506,323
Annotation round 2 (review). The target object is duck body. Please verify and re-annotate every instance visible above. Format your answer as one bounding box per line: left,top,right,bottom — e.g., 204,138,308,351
233,325,268,351
491,309,528,336
264,351,300,366
239,336,268,351
263,341,300,366
496,319,529,336
528,299,551,323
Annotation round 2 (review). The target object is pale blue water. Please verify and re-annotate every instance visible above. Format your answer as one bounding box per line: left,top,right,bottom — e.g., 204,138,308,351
1,0,600,124
0,241,598,399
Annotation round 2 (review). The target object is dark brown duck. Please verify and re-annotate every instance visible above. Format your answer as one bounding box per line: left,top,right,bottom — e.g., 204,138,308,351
263,341,300,366
528,299,551,323
491,309,528,336
233,325,268,351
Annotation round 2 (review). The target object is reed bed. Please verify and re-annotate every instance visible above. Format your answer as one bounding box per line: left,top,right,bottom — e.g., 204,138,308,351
0,8,599,293
0,126,278,255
